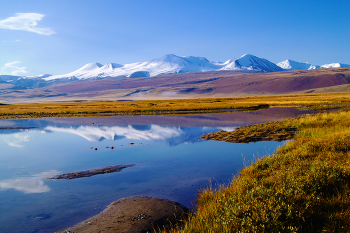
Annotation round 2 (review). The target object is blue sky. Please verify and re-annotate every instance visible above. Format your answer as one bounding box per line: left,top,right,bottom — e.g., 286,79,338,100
1,0,349,76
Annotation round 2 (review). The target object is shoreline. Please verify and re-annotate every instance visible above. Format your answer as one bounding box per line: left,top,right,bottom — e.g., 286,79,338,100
56,196,189,233
0,104,269,121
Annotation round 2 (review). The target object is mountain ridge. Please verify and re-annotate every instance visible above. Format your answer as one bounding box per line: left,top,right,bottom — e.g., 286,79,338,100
2,67,350,103
0,54,349,89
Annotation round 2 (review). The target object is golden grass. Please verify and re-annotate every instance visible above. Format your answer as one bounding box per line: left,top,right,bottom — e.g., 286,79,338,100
0,98,264,119
201,121,297,143
2,92,350,120
164,110,350,232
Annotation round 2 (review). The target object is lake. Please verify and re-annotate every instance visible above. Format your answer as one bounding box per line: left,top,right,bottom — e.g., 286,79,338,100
0,107,314,233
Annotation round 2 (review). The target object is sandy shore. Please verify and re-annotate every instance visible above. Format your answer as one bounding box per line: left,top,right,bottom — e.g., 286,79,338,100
57,196,189,233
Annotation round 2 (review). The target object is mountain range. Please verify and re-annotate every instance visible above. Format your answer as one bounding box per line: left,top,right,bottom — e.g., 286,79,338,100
44,53,285,81
1,54,348,89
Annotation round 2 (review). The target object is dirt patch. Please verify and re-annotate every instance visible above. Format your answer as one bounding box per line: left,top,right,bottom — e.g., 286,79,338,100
56,196,189,233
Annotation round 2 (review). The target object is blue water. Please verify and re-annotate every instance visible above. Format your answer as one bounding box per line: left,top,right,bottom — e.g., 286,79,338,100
0,109,311,233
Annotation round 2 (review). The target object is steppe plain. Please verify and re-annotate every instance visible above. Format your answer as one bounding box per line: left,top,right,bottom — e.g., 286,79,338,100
2,68,350,232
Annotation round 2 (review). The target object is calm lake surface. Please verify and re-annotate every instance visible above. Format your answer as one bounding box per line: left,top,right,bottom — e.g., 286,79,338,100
0,107,315,233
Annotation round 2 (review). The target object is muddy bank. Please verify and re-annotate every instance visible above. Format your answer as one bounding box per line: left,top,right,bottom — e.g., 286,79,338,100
0,127,36,130
56,196,189,233
47,164,135,179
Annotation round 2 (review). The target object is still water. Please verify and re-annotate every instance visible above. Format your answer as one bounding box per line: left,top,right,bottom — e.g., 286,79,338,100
0,108,313,233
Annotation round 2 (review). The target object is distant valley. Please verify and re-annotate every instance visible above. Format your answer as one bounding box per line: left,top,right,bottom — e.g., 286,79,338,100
0,54,349,103
1,67,350,103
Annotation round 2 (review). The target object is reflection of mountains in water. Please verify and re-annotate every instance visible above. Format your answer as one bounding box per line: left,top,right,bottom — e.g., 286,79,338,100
0,107,317,130
0,108,318,146
44,124,231,146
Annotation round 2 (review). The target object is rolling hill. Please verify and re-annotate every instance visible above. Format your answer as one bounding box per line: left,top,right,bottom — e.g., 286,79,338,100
1,67,350,103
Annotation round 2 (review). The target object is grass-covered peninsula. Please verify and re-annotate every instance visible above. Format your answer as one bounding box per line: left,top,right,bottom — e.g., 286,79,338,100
164,109,350,232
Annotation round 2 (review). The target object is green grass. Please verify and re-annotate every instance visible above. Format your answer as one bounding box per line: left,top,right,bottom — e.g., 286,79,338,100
164,110,350,232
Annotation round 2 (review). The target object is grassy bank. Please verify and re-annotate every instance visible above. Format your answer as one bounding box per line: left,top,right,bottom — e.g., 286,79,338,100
0,98,268,119
2,92,350,119
164,110,350,232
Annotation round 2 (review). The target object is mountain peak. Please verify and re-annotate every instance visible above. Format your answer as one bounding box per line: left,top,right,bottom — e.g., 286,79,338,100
77,62,103,72
321,63,349,68
34,54,349,84
240,54,255,58
101,63,123,70
277,60,319,70
221,54,283,72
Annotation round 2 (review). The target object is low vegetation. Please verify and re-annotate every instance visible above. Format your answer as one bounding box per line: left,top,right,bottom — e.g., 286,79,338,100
2,92,350,119
164,110,350,232
0,98,269,119
201,121,297,143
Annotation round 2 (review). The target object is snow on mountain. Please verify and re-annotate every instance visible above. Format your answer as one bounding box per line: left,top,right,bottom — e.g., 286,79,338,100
321,63,349,69
3,54,349,86
43,124,222,146
77,62,104,72
277,60,350,71
45,62,104,80
221,54,284,72
45,54,221,81
277,60,320,70
44,54,283,81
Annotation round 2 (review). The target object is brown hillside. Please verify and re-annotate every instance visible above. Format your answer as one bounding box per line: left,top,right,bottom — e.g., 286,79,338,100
1,68,350,103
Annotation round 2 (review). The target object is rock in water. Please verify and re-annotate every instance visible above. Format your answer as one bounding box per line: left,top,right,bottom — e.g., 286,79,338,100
48,164,135,179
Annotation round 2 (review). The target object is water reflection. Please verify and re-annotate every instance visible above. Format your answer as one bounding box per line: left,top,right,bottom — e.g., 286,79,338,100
0,170,60,193
6,133,32,148
45,125,184,142
1,124,227,146
0,108,318,233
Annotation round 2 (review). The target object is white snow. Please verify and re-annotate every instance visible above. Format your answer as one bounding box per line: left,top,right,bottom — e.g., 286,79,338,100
277,60,320,71
40,54,349,81
321,63,349,68
44,54,225,81
221,54,284,72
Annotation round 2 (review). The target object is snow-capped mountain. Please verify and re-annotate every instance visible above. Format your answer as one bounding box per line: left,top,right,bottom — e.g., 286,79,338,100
221,54,284,72
277,60,350,71
277,60,320,70
44,54,281,81
321,63,350,69
1,54,349,89
44,54,221,81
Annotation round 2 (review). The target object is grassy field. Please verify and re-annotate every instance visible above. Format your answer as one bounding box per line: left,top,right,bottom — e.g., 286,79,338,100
2,92,350,120
163,109,350,232
0,98,266,119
